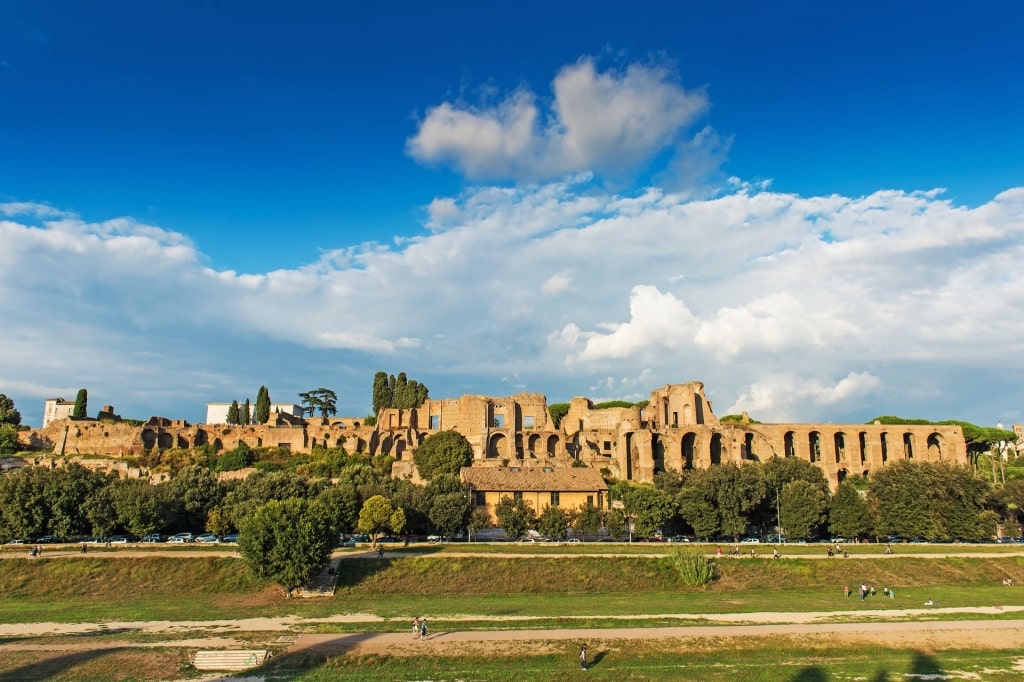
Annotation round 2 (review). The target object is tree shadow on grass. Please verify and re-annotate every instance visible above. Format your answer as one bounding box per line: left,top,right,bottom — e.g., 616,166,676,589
250,634,380,675
910,650,944,676
0,647,125,682
790,667,828,681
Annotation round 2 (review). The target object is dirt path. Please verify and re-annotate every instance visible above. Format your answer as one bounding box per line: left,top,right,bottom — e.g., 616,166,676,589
289,619,1024,657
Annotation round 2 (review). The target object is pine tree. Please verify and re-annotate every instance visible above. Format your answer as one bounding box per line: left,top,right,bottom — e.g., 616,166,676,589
255,386,271,424
72,389,88,419
226,400,240,425
241,398,251,425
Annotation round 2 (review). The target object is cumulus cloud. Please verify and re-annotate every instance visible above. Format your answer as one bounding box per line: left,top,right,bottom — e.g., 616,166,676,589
727,372,884,421
406,57,711,182
2,182,1024,427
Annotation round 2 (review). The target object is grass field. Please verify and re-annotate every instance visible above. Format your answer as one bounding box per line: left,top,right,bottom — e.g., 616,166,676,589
1,547,1023,680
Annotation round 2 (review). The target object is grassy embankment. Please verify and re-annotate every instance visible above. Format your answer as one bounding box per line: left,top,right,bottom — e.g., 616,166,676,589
1,546,1023,625
2,548,1024,681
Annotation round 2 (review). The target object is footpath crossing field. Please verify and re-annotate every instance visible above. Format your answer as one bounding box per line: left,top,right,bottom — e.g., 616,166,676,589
0,542,1023,680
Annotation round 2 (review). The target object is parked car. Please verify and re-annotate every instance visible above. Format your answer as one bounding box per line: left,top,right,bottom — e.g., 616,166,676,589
167,533,195,543
339,538,356,548
142,533,165,543
108,534,138,544
220,534,239,543
34,535,61,544
5,539,26,545
194,533,219,543
741,537,761,544
764,534,788,544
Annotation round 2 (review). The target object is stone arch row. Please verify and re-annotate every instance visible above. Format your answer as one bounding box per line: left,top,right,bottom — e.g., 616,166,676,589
484,432,564,460
783,430,945,465
646,429,949,473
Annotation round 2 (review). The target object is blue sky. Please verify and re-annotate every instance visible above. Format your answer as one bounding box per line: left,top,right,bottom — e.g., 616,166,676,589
2,2,1023,429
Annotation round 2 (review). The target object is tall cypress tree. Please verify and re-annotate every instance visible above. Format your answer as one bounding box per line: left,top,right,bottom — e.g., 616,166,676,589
72,389,88,419
226,400,240,425
255,386,271,424
372,371,390,415
241,398,251,425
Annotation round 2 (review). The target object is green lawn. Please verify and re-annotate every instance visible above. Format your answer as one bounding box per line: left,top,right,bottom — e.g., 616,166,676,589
269,642,1024,681
1,553,1022,625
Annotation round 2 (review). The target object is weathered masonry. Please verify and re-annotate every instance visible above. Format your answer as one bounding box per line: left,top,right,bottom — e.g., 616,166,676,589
28,381,967,490
383,381,967,490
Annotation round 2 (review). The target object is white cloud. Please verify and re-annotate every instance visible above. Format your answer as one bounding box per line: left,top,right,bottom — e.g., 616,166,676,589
541,271,573,294
2,182,1024,427
406,57,711,182
727,372,884,421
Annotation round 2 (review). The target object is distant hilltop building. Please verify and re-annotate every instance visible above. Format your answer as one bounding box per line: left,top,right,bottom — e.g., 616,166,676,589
41,397,76,428
27,381,967,490
204,402,305,425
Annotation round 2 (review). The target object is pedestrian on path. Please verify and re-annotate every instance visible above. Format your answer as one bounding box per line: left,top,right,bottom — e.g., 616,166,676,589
579,644,588,670
413,616,420,639
420,617,428,639
377,546,384,559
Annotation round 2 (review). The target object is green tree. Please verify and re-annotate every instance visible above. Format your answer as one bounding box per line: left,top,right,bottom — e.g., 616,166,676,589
828,481,873,539
238,497,337,595
0,467,48,539
575,502,603,540
241,398,251,425
357,494,398,545
220,471,325,531
622,484,676,538
298,388,338,418
779,479,828,540
548,403,570,428
428,486,472,538
756,457,829,530
605,507,626,539
467,508,491,541
43,464,110,539
371,372,429,413
226,400,240,425
677,485,719,540
701,463,766,540
414,430,473,480
372,371,390,415
869,461,939,539
0,424,20,456
0,394,21,426
112,479,173,538
72,388,88,419
83,486,118,539
255,386,271,424
495,495,536,540
537,505,569,540
169,465,222,531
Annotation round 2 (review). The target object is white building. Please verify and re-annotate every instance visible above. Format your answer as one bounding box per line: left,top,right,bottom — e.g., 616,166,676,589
42,398,76,428
204,402,304,425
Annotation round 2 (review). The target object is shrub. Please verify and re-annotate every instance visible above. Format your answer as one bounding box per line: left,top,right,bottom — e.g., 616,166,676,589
667,547,716,588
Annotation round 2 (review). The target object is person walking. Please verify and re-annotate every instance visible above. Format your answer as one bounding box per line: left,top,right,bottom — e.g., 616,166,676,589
412,616,420,639
844,584,850,598
377,545,384,559
419,617,428,639
579,644,588,670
